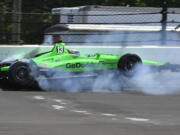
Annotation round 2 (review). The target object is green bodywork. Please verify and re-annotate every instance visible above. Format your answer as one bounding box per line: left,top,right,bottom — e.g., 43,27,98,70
0,42,165,72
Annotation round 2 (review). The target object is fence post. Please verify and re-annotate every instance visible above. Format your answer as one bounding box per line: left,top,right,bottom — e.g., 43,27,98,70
12,0,22,44
161,0,168,45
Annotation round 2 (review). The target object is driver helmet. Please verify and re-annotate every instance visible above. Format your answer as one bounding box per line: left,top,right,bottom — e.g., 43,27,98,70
68,49,80,55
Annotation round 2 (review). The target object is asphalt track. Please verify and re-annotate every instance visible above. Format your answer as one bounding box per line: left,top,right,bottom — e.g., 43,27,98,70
0,86,180,135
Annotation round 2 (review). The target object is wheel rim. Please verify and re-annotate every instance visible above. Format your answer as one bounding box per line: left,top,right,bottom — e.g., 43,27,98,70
124,57,139,71
15,66,29,81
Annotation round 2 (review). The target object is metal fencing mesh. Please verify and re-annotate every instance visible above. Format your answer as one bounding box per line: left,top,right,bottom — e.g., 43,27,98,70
0,6,180,45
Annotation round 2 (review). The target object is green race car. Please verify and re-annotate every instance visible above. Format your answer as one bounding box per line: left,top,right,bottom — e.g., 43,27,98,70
0,42,179,87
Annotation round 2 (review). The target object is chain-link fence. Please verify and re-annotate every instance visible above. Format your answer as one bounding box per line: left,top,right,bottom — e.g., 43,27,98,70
0,5,180,45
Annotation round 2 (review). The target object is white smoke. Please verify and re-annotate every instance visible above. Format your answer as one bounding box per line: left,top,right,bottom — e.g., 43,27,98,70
31,68,125,92
31,68,124,92
29,62,180,95
130,65,180,95
1,54,25,62
1,48,40,63
33,71,95,92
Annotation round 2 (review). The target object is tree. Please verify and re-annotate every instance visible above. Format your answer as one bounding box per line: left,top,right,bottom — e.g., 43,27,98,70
0,0,13,43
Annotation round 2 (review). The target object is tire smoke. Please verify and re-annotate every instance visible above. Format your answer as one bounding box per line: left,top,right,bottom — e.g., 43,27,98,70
32,70,124,92
32,64,180,95
130,65,180,95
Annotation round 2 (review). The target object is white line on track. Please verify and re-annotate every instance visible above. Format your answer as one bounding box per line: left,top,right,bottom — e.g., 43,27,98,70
53,99,63,103
72,110,92,115
33,96,45,100
125,117,150,122
52,105,65,110
53,99,67,105
101,113,117,117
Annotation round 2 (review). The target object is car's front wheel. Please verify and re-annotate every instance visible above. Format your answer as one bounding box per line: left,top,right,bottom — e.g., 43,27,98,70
118,54,142,77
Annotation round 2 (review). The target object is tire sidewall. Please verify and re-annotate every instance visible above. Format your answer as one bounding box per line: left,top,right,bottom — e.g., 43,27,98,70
118,54,142,77
8,62,33,86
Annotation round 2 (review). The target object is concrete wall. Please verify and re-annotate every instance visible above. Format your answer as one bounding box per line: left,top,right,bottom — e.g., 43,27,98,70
0,45,180,64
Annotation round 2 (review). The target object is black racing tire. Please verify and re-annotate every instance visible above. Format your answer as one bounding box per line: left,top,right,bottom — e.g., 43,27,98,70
118,54,142,77
8,61,34,87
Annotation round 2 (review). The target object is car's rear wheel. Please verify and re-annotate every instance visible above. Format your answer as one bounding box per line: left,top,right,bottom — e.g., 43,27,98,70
118,54,142,77
8,61,34,86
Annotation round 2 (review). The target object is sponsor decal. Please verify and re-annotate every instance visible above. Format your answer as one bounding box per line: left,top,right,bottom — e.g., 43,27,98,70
66,63,96,68
65,61,116,69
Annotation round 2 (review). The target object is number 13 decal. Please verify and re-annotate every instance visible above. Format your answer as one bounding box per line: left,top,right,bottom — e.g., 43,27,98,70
57,46,64,53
